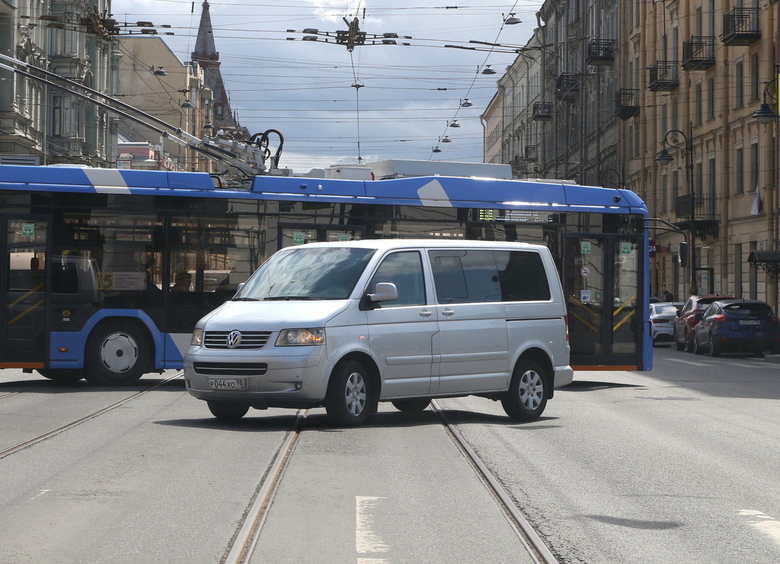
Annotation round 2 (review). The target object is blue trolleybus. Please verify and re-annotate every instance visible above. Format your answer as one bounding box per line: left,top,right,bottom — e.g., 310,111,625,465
0,164,650,384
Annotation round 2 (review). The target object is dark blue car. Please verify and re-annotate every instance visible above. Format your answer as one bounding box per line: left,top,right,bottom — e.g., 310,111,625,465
692,299,780,357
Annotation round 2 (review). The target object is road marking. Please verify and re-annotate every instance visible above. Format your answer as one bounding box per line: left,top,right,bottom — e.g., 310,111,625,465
356,496,389,561
663,358,712,367
725,362,763,368
30,489,50,501
739,510,780,547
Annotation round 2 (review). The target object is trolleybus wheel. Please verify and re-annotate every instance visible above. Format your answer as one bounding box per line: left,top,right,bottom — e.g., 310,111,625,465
85,321,151,386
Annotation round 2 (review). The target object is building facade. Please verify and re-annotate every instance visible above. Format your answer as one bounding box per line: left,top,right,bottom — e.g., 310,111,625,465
115,36,212,172
485,0,780,308
0,0,117,166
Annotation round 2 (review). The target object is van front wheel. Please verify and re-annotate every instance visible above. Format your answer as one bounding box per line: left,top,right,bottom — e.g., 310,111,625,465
326,360,371,426
501,359,548,422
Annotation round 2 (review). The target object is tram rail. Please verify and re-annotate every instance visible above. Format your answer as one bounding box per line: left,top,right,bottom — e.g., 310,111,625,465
0,372,182,459
222,404,559,564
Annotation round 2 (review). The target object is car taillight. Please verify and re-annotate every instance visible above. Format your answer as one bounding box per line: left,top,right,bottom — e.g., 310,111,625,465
713,314,727,323
564,315,569,341
771,314,779,323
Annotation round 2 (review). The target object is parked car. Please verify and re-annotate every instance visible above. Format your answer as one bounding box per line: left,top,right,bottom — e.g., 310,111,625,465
674,294,734,352
692,299,780,357
649,302,683,346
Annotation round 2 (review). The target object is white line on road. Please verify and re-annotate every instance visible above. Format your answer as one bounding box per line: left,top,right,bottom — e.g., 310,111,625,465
739,510,780,548
356,496,389,561
29,489,50,501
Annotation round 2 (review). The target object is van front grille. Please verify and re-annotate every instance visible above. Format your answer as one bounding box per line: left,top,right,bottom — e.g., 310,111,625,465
193,362,268,376
204,331,272,349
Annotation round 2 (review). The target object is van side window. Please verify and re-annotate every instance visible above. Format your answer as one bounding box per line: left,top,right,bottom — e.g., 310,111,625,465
430,250,501,303
494,251,551,301
369,251,425,307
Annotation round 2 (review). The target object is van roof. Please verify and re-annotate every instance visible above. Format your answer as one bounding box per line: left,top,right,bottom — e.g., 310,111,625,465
282,239,546,251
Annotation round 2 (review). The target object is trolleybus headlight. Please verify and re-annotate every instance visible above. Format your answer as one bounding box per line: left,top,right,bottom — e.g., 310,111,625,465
276,328,326,346
191,328,204,346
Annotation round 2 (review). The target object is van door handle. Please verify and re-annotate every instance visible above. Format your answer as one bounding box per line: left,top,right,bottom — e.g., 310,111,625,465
419,309,432,318
442,308,455,317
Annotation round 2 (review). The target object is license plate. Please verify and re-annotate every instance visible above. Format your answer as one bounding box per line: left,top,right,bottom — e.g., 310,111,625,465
739,320,761,325
208,378,248,391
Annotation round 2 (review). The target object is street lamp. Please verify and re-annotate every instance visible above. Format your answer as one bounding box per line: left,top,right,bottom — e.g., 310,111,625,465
601,168,624,189
656,128,698,296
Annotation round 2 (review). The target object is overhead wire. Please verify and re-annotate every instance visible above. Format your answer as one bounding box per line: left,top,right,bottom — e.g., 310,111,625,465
428,2,522,159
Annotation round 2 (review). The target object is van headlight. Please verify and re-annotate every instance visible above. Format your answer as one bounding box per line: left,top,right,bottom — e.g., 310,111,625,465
191,328,203,346
276,328,326,346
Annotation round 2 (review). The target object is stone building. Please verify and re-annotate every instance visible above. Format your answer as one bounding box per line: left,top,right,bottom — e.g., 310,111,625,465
0,0,117,166
484,0,780,307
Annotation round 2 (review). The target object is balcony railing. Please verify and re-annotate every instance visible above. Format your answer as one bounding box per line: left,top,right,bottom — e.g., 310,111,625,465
555,73,580,102
682,37,716,70
586,39,616,66
614,89,640,120
532,102,553,120
648,61,679,91
675,194,720,239
723,7,760,46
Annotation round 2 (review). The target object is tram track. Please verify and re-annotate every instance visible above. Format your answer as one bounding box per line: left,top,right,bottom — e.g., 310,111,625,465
0,372,183,460
222,404,559,564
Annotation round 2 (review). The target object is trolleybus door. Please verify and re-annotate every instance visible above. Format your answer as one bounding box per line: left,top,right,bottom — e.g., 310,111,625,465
1,219,49,366
566,235,641,369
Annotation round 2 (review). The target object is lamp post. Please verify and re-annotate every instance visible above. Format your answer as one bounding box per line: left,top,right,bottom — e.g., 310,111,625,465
751,67,779,310
656,128,697,296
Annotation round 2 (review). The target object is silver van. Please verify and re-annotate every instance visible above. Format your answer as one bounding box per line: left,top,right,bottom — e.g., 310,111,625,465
183,240,573,425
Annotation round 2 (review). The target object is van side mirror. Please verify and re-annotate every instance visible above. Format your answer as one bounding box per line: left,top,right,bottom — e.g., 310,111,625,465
367,282,398,303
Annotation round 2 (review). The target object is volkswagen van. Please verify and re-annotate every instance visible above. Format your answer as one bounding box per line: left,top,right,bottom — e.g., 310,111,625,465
183,240,572,425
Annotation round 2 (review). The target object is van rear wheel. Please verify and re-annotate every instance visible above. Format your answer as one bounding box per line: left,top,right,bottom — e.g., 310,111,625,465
501,359,548,422
207,400,249,421
326,360,371,426
391,398,431,413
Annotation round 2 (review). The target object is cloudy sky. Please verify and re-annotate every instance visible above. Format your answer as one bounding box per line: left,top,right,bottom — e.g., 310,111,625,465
110,0,542,171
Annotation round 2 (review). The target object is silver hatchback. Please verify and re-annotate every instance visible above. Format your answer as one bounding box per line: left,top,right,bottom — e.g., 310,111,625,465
650,302,682,346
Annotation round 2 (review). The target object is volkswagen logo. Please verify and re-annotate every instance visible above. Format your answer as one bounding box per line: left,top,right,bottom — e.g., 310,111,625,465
226,330,242,349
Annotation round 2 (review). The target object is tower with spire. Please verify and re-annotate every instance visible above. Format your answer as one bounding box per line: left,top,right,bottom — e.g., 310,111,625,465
191,1,238,132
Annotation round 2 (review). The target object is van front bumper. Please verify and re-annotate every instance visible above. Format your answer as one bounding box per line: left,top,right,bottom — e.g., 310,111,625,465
183,347,333,408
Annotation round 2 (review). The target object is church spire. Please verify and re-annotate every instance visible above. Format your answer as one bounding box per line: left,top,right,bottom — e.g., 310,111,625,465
191,1,237,130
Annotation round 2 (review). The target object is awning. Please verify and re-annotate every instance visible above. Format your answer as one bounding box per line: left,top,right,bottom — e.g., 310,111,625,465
748,250,780,277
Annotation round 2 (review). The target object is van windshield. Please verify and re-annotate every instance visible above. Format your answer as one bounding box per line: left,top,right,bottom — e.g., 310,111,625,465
234,247,376,300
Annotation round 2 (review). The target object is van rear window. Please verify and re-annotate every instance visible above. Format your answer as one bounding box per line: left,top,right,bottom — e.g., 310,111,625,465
429,250,550,304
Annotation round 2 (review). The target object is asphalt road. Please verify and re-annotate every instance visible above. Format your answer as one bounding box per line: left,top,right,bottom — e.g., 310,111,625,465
1,349,779,563
437,345,780,563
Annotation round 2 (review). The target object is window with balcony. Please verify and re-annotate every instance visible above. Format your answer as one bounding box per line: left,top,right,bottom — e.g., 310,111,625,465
722,7,760,46
649,61,679,91
586,39,616,65
682,37,715,70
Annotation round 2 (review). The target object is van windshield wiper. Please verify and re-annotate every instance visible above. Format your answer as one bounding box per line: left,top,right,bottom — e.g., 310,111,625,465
263,296,322,301
232,297,260,301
